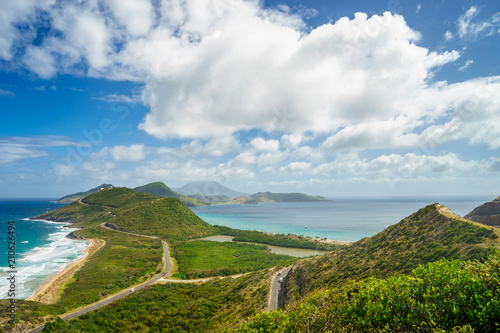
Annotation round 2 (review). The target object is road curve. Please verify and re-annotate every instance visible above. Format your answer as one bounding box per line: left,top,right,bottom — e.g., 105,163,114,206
269,266,292,311
26,241,171,333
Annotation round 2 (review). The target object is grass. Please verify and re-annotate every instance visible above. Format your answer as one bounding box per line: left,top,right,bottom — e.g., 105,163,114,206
36,270,273,332
172,240,295,279
33,187,157,227
54,227,163,308
111,197,216,240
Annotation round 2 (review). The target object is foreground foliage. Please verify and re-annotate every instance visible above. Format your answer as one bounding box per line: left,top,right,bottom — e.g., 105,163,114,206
229,253,500,332
172,240,295,279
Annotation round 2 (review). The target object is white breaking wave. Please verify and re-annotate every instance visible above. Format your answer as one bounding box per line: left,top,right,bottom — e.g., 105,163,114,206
0,224,89,299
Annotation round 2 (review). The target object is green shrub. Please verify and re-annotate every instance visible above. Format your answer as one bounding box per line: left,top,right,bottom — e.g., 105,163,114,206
230,252,500,332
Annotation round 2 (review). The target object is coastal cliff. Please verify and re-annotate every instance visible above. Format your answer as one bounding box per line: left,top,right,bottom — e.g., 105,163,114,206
465,196,500,226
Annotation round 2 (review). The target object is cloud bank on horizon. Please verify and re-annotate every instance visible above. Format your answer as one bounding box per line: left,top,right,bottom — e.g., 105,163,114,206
0,0,499,197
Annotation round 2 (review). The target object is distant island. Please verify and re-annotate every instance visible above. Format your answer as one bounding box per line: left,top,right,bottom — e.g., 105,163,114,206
54,181,330,206
220,191,330,205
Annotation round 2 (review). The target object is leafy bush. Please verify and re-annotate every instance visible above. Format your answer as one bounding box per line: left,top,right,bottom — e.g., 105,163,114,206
230,252,500,332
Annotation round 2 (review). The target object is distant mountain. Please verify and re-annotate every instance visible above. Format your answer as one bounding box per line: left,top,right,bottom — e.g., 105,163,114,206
55,184,115,203
174,181,248,199
187,193,233,203
133,182,208,207
465,196,500,227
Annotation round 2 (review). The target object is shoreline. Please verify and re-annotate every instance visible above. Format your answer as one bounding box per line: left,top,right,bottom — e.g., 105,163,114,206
27,238,104,304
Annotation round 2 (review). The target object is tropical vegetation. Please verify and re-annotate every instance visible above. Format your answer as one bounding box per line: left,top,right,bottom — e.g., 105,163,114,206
228,253,500,332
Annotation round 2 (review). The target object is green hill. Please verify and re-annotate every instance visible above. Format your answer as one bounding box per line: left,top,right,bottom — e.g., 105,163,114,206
33,187,215,240
34,187,157,225
284,204,500,304
108,197,216,240
55,184,114,203
134,181,209,207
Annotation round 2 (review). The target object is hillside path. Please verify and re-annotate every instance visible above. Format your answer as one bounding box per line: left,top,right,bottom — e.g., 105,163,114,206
100,222,159,239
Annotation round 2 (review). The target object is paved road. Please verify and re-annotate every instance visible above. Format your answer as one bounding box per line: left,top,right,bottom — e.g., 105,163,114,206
269,266,292,311
26,241,171,333
100,222,159,239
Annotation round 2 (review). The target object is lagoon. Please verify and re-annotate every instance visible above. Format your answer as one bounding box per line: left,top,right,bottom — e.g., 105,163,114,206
197,235,327,257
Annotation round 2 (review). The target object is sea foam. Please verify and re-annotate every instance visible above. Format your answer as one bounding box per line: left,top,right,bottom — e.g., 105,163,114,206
0,222,89,299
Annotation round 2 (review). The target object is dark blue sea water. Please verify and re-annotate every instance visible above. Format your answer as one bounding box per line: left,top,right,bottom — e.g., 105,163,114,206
0,199,89,299
193,195,494,242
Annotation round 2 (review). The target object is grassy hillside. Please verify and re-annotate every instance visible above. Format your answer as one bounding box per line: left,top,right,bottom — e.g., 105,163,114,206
0,227,163,332
216,225,342,251
37,269,275,333
33,188,214,240
285,204,500,303
109,197,216,240
228,253,500,333
33,187,157,226
56,227,163,308
134,181,209,207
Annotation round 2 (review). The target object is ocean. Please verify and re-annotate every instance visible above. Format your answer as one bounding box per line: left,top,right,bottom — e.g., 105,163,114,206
0,199,89,299
0,195,494,300
192,195,495,242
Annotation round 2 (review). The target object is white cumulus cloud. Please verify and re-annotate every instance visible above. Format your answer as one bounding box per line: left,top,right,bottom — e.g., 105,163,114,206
108,144,146,161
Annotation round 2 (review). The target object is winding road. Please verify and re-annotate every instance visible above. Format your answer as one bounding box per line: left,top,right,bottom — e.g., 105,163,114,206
25,222,288,332
269,266,292,311
26,238,171,333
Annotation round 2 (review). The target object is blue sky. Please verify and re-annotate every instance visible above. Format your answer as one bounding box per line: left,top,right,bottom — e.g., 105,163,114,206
0,0,499,198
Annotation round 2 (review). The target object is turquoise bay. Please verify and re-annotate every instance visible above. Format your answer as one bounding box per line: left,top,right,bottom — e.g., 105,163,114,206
193,195,494,242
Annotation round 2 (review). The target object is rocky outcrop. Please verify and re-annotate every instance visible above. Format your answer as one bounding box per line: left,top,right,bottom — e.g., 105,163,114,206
66,231,86,240
104,222,122,231
465,196,500,226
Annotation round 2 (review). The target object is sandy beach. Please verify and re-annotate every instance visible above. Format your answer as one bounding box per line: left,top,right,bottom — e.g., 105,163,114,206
27,238,105,304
